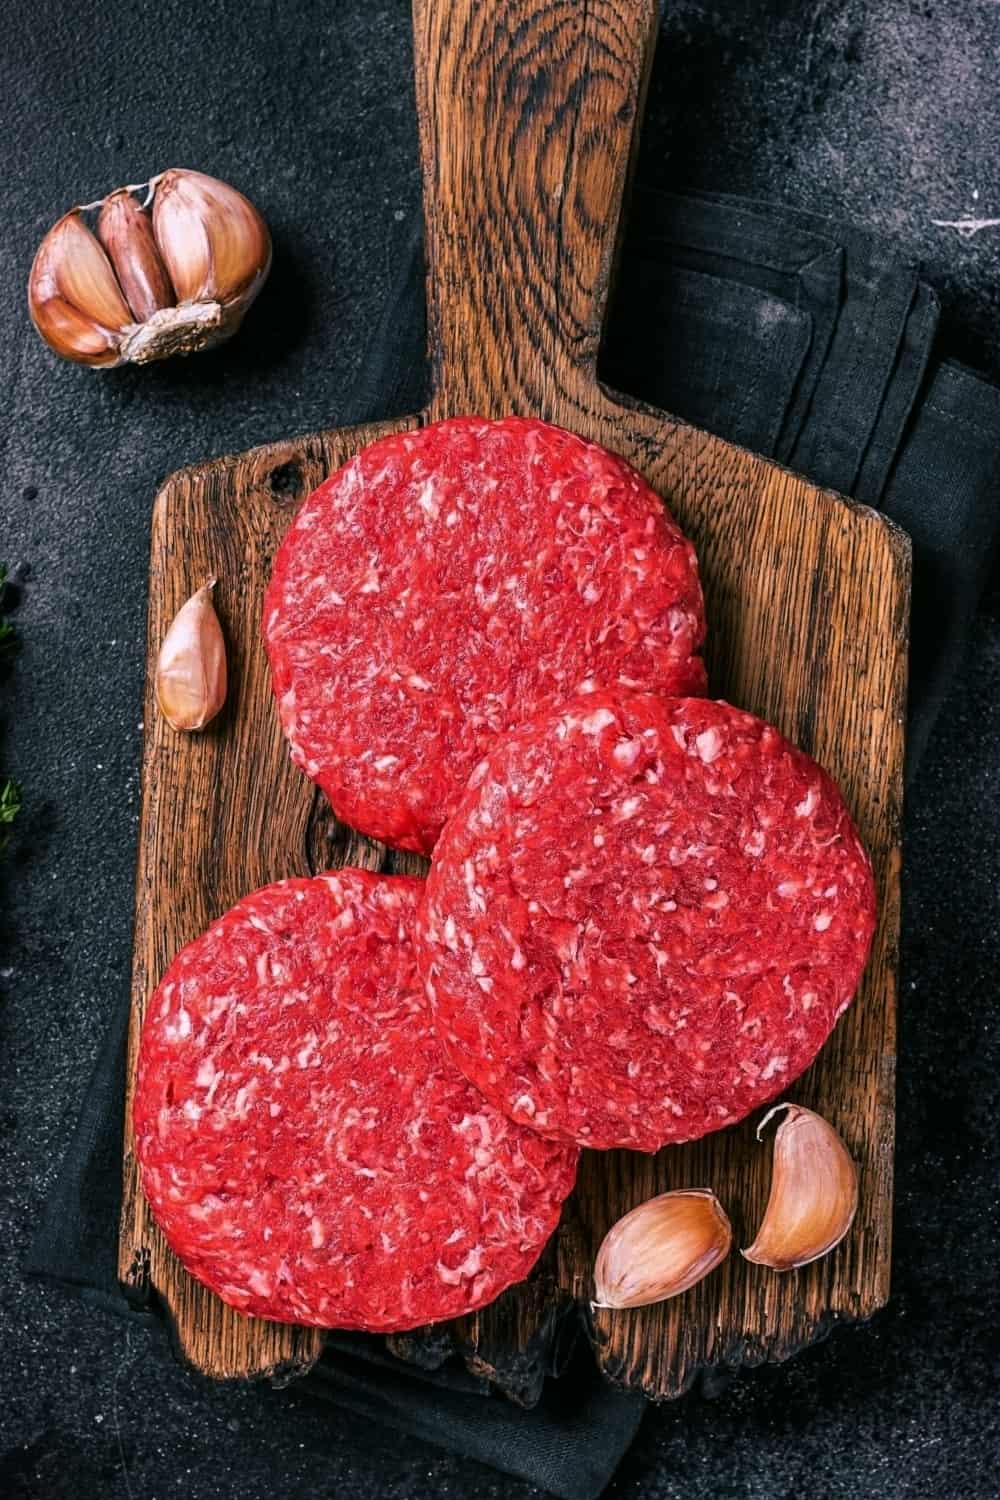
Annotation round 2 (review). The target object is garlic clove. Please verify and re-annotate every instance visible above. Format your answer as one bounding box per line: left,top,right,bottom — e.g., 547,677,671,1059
594,1189,732,1309
155,579,227,732
152,168,271,310
742,1104,859,1272
28,211,133,366
29,294,123,367
98,190,174,322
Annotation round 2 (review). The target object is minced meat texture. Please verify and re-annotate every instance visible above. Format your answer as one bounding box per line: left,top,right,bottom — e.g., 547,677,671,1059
133,869,578,1330
264,416,705,855
418,694,877,1153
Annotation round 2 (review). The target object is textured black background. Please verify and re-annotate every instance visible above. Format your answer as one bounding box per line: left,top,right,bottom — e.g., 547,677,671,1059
3,1,1000,1496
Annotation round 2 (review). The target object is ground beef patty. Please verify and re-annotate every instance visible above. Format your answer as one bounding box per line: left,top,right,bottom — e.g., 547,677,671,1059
264,416,705,855
133,870,578,1330
418,694,877,1153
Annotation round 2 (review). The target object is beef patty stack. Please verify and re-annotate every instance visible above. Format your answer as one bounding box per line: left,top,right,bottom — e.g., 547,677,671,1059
134,416,876,1330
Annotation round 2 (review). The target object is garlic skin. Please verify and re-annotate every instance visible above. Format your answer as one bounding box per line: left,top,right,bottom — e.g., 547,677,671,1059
98,190,174,322
155,580,227,732
153,169,270,308
28,211,133,366
594,1189,732,1310
742,1104,859,1272
28,170,271,368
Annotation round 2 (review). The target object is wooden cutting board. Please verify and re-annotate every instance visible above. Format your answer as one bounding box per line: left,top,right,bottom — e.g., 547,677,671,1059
119,0,908,1402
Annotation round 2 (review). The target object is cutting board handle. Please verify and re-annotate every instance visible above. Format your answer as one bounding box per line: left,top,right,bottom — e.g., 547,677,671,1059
413,0,659,421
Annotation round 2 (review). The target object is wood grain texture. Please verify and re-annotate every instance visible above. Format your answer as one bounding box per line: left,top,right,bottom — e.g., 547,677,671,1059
120,0,908,1398
119,420,416,1381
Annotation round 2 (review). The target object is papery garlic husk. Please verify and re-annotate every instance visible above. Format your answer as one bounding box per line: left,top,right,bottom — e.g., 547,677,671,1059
28,169,271,368
593,1189,732,1310
742,1104,859,1272
153,169,270,308
156,580,227,732
98,190,174,322
28,211,134,366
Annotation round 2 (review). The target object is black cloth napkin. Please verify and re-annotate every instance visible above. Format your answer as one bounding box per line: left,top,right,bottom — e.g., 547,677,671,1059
25,186,1000,1499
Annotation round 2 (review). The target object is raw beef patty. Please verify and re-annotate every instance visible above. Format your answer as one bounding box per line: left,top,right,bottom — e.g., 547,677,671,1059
418,693,877,1153
134,869,578,1330
264,416,706,854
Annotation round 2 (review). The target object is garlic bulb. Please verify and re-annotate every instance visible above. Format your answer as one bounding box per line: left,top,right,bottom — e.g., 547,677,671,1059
156,580,227,732
742,1104,859,1271
28,170,271,367
593,1189,732,1310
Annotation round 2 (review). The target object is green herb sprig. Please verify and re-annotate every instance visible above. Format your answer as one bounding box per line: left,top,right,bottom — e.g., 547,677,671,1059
0,779,20,853
0,565,14,654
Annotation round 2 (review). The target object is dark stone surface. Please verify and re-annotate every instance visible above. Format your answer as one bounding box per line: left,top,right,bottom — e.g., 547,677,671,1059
3,1,999,1495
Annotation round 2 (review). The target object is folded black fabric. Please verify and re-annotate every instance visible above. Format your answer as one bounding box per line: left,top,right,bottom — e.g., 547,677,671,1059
602,189,1000,769
26,186,1000,1499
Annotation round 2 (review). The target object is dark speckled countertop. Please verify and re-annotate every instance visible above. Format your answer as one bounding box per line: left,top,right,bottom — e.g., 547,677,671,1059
3,2,999,1495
